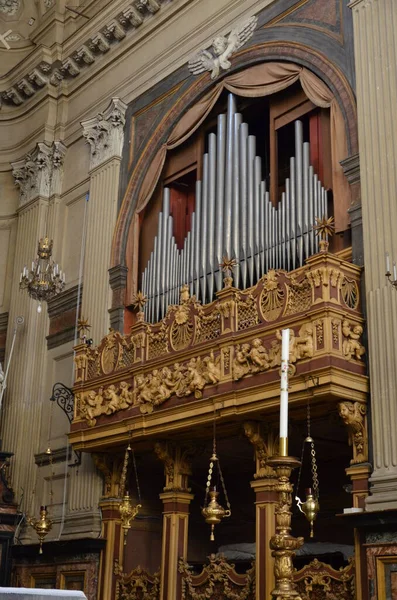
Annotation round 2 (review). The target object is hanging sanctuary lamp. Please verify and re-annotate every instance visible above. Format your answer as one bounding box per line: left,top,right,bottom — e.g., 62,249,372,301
202,416,231,541
118,443,142,544
20,237,65,313
295,400,320,537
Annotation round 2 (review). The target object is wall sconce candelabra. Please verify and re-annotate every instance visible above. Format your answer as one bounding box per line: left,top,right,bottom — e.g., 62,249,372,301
20,237,65,313
386,252,397,289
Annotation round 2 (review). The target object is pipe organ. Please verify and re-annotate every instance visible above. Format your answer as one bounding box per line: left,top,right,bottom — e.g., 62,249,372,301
142,93,328,322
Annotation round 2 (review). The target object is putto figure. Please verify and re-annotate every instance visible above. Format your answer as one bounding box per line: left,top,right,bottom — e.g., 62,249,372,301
188,16,258,79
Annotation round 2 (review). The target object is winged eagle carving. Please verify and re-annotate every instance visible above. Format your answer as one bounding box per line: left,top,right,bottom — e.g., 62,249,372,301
188,15,258,80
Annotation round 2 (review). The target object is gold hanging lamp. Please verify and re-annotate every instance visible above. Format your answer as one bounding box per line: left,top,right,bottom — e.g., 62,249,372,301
118,443,142,544
202,415,231,541
27,447,54,553
27,506,53,554
295,400,320,537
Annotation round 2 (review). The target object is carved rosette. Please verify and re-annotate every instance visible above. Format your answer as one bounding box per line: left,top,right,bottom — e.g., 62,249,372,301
81,97,127,170
11,141,67,207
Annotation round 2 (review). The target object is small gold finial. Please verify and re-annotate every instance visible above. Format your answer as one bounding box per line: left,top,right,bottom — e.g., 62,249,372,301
219,256,238,288
77,317,91,342
314,216,335,252
132,291,147,312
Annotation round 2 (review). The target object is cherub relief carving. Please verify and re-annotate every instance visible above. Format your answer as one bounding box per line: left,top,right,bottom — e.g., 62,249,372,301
188,16,257,79
249,338,270,372
233,343,251,380
342,320,365,360
233,338,271,380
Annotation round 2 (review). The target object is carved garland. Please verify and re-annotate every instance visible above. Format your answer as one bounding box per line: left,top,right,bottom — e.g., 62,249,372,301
293,558,355,600
179,556,255,600
115,566,160,600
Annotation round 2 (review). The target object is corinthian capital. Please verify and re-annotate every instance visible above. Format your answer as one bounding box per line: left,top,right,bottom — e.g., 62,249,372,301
11,141,67,207
81,97,127,171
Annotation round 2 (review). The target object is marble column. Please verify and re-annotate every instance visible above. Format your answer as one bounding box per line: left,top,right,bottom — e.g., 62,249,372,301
350,0,397,510
81,98,127,345
1,142,66,513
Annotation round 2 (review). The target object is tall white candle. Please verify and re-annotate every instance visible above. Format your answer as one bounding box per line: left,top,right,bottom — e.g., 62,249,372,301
280,328,290,455
394,262,397,282
386,252,391,274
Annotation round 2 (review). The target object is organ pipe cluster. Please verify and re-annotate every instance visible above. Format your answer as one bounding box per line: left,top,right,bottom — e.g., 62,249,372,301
142,93,328,322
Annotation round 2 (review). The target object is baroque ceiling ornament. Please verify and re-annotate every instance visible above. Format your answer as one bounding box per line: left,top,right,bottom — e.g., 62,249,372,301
0,0,20,16
188,15,258,79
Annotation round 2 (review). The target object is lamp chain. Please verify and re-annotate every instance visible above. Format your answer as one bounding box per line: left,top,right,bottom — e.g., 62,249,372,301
217,460,231,512
311,441,319,498
131,449,141,504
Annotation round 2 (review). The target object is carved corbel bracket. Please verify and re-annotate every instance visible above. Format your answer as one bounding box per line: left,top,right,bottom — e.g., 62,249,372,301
243,421,278,479
154,441,194,492
93,452,123,497
338,401,368,464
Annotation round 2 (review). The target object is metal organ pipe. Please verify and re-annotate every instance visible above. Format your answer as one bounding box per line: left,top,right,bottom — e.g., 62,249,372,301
223,94,237,267
215,114,226,292
239,122,249,290
141,107,331,321
232,113,242,287
208,133,217,302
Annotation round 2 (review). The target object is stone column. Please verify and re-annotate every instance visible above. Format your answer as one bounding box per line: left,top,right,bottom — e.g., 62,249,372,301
244,422,278,600
0,142,66,513
350,0,397,510
81,98,127,344
155,442,194,600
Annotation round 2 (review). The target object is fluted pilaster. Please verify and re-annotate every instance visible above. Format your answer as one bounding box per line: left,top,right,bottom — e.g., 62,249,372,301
81,98,127,343
1,142,66,510
351,0,397,509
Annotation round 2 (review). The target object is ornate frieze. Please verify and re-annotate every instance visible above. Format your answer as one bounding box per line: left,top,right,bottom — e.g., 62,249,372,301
81,98,127,170
11,141,67,207
72,253,367,429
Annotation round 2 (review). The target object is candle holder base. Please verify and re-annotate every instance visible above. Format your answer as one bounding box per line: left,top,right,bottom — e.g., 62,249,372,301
267,455,304,600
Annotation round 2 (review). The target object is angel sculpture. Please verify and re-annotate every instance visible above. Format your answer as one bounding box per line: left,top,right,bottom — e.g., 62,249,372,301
188,16,258,79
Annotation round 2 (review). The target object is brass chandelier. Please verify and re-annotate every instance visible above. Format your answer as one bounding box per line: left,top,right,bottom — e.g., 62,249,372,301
20,237,65,312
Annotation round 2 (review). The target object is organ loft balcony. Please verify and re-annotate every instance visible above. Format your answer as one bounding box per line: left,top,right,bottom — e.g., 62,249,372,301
69,248,368,451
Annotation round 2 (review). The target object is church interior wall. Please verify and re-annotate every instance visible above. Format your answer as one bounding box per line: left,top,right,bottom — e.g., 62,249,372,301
2,0,396,598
